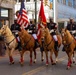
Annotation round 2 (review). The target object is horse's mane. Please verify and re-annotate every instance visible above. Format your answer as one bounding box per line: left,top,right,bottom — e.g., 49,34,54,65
66,30,73,39
19,29,32,42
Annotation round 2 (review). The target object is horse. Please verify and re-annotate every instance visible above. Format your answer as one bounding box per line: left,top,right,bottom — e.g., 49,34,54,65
0,25,36,66
61,28,76,69
38,27,62,65
18,29,37,65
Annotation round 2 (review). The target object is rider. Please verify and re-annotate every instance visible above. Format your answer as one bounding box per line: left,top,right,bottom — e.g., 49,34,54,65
67,18,76,38
47,18,59,51
67,18,76,31
62,18,76,51
11,20,22,51
27,20,39,48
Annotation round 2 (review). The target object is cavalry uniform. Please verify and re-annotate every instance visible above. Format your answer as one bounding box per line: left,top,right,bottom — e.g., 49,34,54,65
27,24,39,48
67,23,76,31
11,22,22,51
62,19,76,51
67,23,76,37
11,23,21,34
47,22,58,51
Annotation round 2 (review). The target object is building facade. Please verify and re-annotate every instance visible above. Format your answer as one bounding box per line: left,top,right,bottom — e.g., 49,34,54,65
0,0,16,27
15,0,76,30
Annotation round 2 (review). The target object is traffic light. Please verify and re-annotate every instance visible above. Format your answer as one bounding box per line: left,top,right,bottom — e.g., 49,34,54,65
44,0,48,6
50,2,53,9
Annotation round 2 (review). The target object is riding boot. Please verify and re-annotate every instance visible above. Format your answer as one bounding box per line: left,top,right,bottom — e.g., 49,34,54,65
16,34,22,51
35,39,39,48
62,46,65,52
55,41,59,51
18,41,22,51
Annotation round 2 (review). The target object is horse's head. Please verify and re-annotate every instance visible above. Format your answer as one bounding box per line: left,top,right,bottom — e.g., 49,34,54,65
0,25,8,36
61,28,69,44
40,27,50,42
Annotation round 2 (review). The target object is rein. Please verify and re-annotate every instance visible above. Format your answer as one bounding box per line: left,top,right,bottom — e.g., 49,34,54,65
24,37,32,47
6,38,15,46
64,39,74,48
45,39,53,48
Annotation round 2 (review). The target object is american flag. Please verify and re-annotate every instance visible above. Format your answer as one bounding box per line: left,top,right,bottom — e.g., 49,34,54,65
17,0,29,29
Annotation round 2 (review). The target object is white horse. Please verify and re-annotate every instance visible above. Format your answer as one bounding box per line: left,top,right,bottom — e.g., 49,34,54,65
0,25,19,65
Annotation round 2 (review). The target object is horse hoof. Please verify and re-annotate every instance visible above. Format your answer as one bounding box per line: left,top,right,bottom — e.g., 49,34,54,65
12,62,14,64
51,62,56,65
9,61,14,65
66,66,70,70
41,59,44,62
46,63,48,66
70,65,72,67
33,59,36,63
21,64,24,66
73,61,75,64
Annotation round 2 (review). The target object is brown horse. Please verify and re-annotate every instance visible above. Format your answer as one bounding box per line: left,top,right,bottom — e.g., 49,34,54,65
0,25,36,66
18,29,37,65
38,27,62,65
61,28,76,69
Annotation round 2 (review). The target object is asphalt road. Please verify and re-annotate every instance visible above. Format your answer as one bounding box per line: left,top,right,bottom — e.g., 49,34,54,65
0,46,76,75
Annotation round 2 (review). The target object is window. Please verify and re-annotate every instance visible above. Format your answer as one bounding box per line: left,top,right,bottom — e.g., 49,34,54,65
73,0,76,8
63,0,66,5
68,0,72,7
1,9,8,17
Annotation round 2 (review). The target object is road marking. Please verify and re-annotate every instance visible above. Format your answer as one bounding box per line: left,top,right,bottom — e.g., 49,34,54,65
22,66,46,75
22,56,67,75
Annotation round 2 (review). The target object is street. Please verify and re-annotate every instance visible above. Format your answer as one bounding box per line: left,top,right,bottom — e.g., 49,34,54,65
0,46,76,75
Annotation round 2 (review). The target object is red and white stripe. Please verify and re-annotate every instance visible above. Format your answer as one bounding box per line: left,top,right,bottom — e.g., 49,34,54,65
17,9,29,29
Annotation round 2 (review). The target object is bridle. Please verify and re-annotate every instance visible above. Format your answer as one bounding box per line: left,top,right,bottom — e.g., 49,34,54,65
61,30,74,48
41,29,53,48
0,26,15,46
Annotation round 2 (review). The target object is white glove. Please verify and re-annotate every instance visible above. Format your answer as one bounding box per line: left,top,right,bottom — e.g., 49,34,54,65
70,30,76,34
50,30,54,33
27,29,32,33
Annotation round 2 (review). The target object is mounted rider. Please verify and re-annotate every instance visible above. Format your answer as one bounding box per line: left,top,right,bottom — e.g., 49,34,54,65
11,20,22,51
27,20,39,48
47,18,59,51
67,18,76,36
62,18,76,51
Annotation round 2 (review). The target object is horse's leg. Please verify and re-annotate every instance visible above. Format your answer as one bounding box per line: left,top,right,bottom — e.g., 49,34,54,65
67,52,73,69
41,51,44,62
19,50,25,66
45,50,49,66
50,49,55,65
8,48,14,65
72,51,75,64
33,49,36,63
30,49,33,65
54,50,58,64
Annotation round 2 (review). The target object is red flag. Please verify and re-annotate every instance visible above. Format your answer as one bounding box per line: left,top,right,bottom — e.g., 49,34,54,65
37,0,47,40
17,0,29,29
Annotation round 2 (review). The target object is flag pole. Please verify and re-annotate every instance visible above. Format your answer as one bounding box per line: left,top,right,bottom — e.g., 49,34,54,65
35,0,37,29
